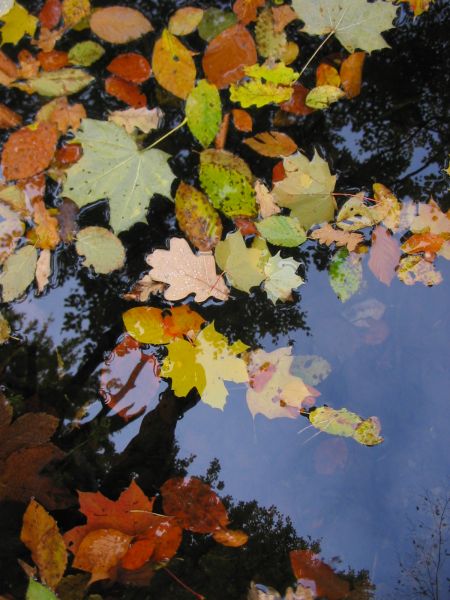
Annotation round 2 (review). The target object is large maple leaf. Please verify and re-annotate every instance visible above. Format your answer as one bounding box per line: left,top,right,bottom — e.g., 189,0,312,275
291,0,398,53
63,119,175,233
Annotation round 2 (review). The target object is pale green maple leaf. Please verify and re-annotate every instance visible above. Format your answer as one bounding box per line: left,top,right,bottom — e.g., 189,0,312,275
215,231,268,293
63,119,175,233
291,0,398,53
263,253,304,303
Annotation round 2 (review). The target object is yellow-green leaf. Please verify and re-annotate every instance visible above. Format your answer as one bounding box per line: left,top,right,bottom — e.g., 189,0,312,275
75,227,125,274
0,3,37,46
0,245,37,302
244,62,299,85
215,230,268,292
186,80,222,148
256,215,306,247
306,85,345,109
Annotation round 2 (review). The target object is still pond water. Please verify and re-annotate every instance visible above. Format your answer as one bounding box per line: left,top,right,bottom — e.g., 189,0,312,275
1,0,449,598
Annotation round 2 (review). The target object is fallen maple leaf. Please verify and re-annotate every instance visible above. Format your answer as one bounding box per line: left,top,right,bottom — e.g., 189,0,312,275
146,237,229,302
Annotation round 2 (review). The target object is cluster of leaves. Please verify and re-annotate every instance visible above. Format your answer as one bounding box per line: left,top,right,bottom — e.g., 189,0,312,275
0,0,445,597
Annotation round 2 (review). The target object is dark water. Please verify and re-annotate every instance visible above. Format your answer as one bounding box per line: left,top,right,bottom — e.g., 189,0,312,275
1,0,450,598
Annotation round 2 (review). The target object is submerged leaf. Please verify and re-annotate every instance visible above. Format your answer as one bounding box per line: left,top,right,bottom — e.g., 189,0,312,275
123,306,205,345
329,248,362,302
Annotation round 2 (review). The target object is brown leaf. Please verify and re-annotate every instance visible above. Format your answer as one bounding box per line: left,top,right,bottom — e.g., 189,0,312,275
90,7,153,44
340,51,366,99
31,199,60,250
146,237,229,302
280,84,314,116
215,112,230,150
73,529,132,584
56,198,79,243
243,131,297,157
21,499,67,590
255,180,280,218
0,104,22,129
233,0,266,25
272,5,298,33
232,108,253,132
36,97,86,134
368,225,401,286
203,24,257,89
310,223,363,251
1,123,58,181
290,550,350,600
123,273,166,302
175,182,223,251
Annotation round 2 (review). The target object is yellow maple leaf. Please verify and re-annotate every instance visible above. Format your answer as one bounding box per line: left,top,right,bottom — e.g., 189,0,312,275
1,3,38,46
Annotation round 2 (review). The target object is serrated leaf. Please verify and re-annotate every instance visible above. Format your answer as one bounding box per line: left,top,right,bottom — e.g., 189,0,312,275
175,182,222,251
63,119,175,233
306,85,345,109
19,69,94,97
0,245,37,302
230,79,293,108
75,227,125,274
273,151,337,228
186,80,222,148
329,248,362,302
215,230,268,292
0,3,37,46
199,150,257,218
198,8,237,42
291,0,398,53
263,253,303,303
309,223,363,251
256,215,306,247
68,41,105,66
244,62,299,85
309,406,383,445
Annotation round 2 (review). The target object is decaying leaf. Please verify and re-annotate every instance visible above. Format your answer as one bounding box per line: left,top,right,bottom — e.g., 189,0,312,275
215,230,267,293
308,406,383,446
146,237,229,302
1,123,58,181
316,63,341,87
0,103,22,128
329,248,362,302
152,29,196,100
233,0,266,25
175,182,222,251
340,51,365,98
36,96,86,134
123,273,165,302
310,223,363,251
62,0,90,28
17,68,94,97
255,8,287,61
0,312,10,344
75,227,125,274
0,202,25,264
90,6,153,44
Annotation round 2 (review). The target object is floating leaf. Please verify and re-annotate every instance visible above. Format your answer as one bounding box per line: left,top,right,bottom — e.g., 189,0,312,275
306,85,345,109
0,3,38,46
232,108,253,132
199,149,257,217
329,248,362,302
244,131,297,157
316,63,341,87
175,182,222,251
37,50,69,72
0,202,24,264
123,273,165,302
39,0,62,29
63,119,175,233
203,24,257,89
90,6,153,44
0,103,22,128
273,151,337,228
68,40,105,66
186,80,222,148
107,53,151,83
198,8,238,42
0,245,37,302
256,215,306,247
245,62,299,85
401,232,444,254
26,579,58,600
0,312,10,343
255,180,280,218
397,255,442,286
152,29,196,100
168,7,204,36
36,249,52,293
410,198,450,235
62,0,90,28
19,68,94,96
290,550,351,600
105,75,146,108
215,230,267,292
246,347,317,419
21,499,67,590
73,529,133,584
255,8,287,60
146,237,229,302
340,51,365,98
36,96,86,134
291,0,398,53
290,355,332,387
308,406,383,446
108,107,162,134
123,305,205,345
368,225,400,285
310,223,363,251
2,123,58,181
233,0,266,25
263,253,303,303
280,83,315,115
230,79,293,108
75,227,125,274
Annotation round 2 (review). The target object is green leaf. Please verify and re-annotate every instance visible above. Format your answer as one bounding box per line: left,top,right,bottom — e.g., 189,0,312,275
0,245,37,302
75,227,126,274
198,7,237,42
291,0,397,53
256,215,306,247
26,579,58,600
63,119,175,233
19,69,94,96
186,80,222,148
68,41,105,67
199,150,257,218
273,151,336,228
309,406,383,446
263,253,304,303
306,85,345,109
329,248,362,302
215,231,268,293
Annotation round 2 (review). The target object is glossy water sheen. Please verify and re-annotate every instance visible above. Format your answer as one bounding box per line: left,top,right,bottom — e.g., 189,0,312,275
1,1,449,598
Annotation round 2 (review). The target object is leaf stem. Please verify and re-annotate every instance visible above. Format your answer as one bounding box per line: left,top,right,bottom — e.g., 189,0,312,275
146,117,188,150
298,30,336,80
332,192,380,204
165,567,206,600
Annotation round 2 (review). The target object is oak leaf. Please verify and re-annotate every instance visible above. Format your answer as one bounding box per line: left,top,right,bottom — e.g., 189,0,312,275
36,249,52,293
146,237,229,302
90,7,153,44
310,223,363,251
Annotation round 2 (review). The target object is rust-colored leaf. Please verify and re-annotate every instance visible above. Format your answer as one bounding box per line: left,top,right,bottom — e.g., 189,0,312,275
55,142,83,166
73,529,132,584
232,108,253,132
316,63,341,87
0,103,22,129
243,131,297,157
280,83,314,115
90,7,153,44
107,53,151,83
401,232,445,254
212,528,248,547
36,97,86,134
17,49,40,79
340,51,365,99
215,112,230,150
121,518,182,569
1,123,58,181
233,0,266,25
368,225,401,286
203,24,257,89
175,182,223,251
31,199,61,250
272,5,298,33
290,550,350,600
38,50,69,71
39,0,62,29
161,476,229,533
105,76,147,108
21,499,67,590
